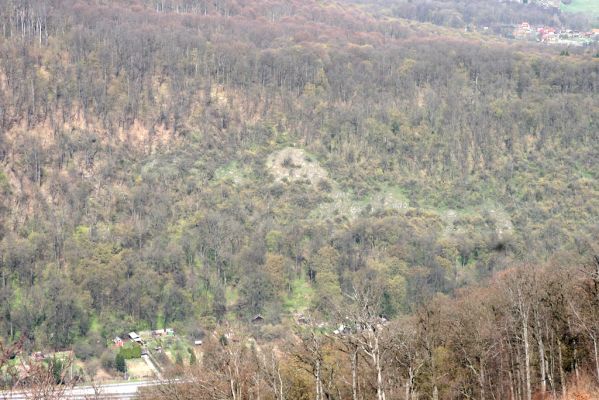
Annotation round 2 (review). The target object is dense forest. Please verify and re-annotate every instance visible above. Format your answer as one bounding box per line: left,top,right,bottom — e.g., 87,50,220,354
0,0,598,398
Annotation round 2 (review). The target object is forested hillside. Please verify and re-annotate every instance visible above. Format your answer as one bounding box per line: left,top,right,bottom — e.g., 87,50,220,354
0,1,598,396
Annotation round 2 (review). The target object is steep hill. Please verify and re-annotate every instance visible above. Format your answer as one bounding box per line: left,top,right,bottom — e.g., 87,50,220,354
0,0,597,353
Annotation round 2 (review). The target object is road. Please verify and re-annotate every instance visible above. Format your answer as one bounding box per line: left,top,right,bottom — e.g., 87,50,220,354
1,380,160,399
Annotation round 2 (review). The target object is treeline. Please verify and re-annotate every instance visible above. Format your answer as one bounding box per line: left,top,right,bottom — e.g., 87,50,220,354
0,0,597,354
141,259,599,400
350,0,593,32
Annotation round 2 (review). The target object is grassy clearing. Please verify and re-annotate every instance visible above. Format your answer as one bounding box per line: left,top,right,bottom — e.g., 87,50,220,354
125,359,153,378
284,278,314,313
225,286,239,321
266,147,328,187
214,161,246,184
225,286,239,308
361,184,410,211
440,203,514,241
312,183,409,220
88,315,101,334
561,0,599,16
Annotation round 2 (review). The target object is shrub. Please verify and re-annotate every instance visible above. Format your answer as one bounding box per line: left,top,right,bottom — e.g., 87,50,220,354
115,353,126,373
50,357,65,384
188,348,197,365
100,350,115,371
74,334,103,361
85,359,100,378
118,343,142,359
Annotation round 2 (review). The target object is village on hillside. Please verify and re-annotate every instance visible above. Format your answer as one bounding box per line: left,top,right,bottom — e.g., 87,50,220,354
513,22,599,46
5,328,204,384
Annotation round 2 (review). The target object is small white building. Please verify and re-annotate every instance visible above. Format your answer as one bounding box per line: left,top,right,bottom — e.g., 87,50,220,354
129,332,143,343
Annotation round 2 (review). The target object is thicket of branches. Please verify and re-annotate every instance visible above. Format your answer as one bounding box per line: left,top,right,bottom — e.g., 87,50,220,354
140,259,599,400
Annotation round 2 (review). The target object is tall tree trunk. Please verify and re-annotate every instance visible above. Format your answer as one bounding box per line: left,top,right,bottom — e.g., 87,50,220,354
538,334,547,395
406,367,416,400
523,317,532,400
278,364,284,400
480,358,486,400
315,358,322,400
592,335,599,385
518,287,532,400
573,346,580,384
373,336,386,400
509,370,516,400
229,372,237,400
351,347,358,400
516,338,524,400
558,340,566,400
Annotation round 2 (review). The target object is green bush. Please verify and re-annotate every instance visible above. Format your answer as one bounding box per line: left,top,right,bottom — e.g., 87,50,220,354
118,343,141,359
50,357,65,384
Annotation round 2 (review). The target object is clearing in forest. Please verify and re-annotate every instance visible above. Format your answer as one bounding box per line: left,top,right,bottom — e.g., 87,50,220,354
560,0,599,16
266,147,328,186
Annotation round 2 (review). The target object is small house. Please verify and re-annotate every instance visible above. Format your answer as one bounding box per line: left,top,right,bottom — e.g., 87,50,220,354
194,340,203,346
129,332,143,344
251,314,265,324
113,336,124,347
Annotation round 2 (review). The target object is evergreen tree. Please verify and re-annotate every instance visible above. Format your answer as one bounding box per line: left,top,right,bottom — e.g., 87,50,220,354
115,353,126,373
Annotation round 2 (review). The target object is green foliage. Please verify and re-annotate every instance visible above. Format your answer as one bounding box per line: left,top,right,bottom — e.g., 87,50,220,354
50,357,65,384
284,279,315,313
219,335,229,347
118,343,142,360
560,0,599,16
115,353,126,373
0,171,10,195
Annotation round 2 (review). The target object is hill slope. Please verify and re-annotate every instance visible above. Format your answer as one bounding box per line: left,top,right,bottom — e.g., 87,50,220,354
0,0,597,350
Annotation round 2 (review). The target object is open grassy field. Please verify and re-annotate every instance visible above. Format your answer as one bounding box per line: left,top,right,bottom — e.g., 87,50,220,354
125,359,153,378
560,0,599,16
